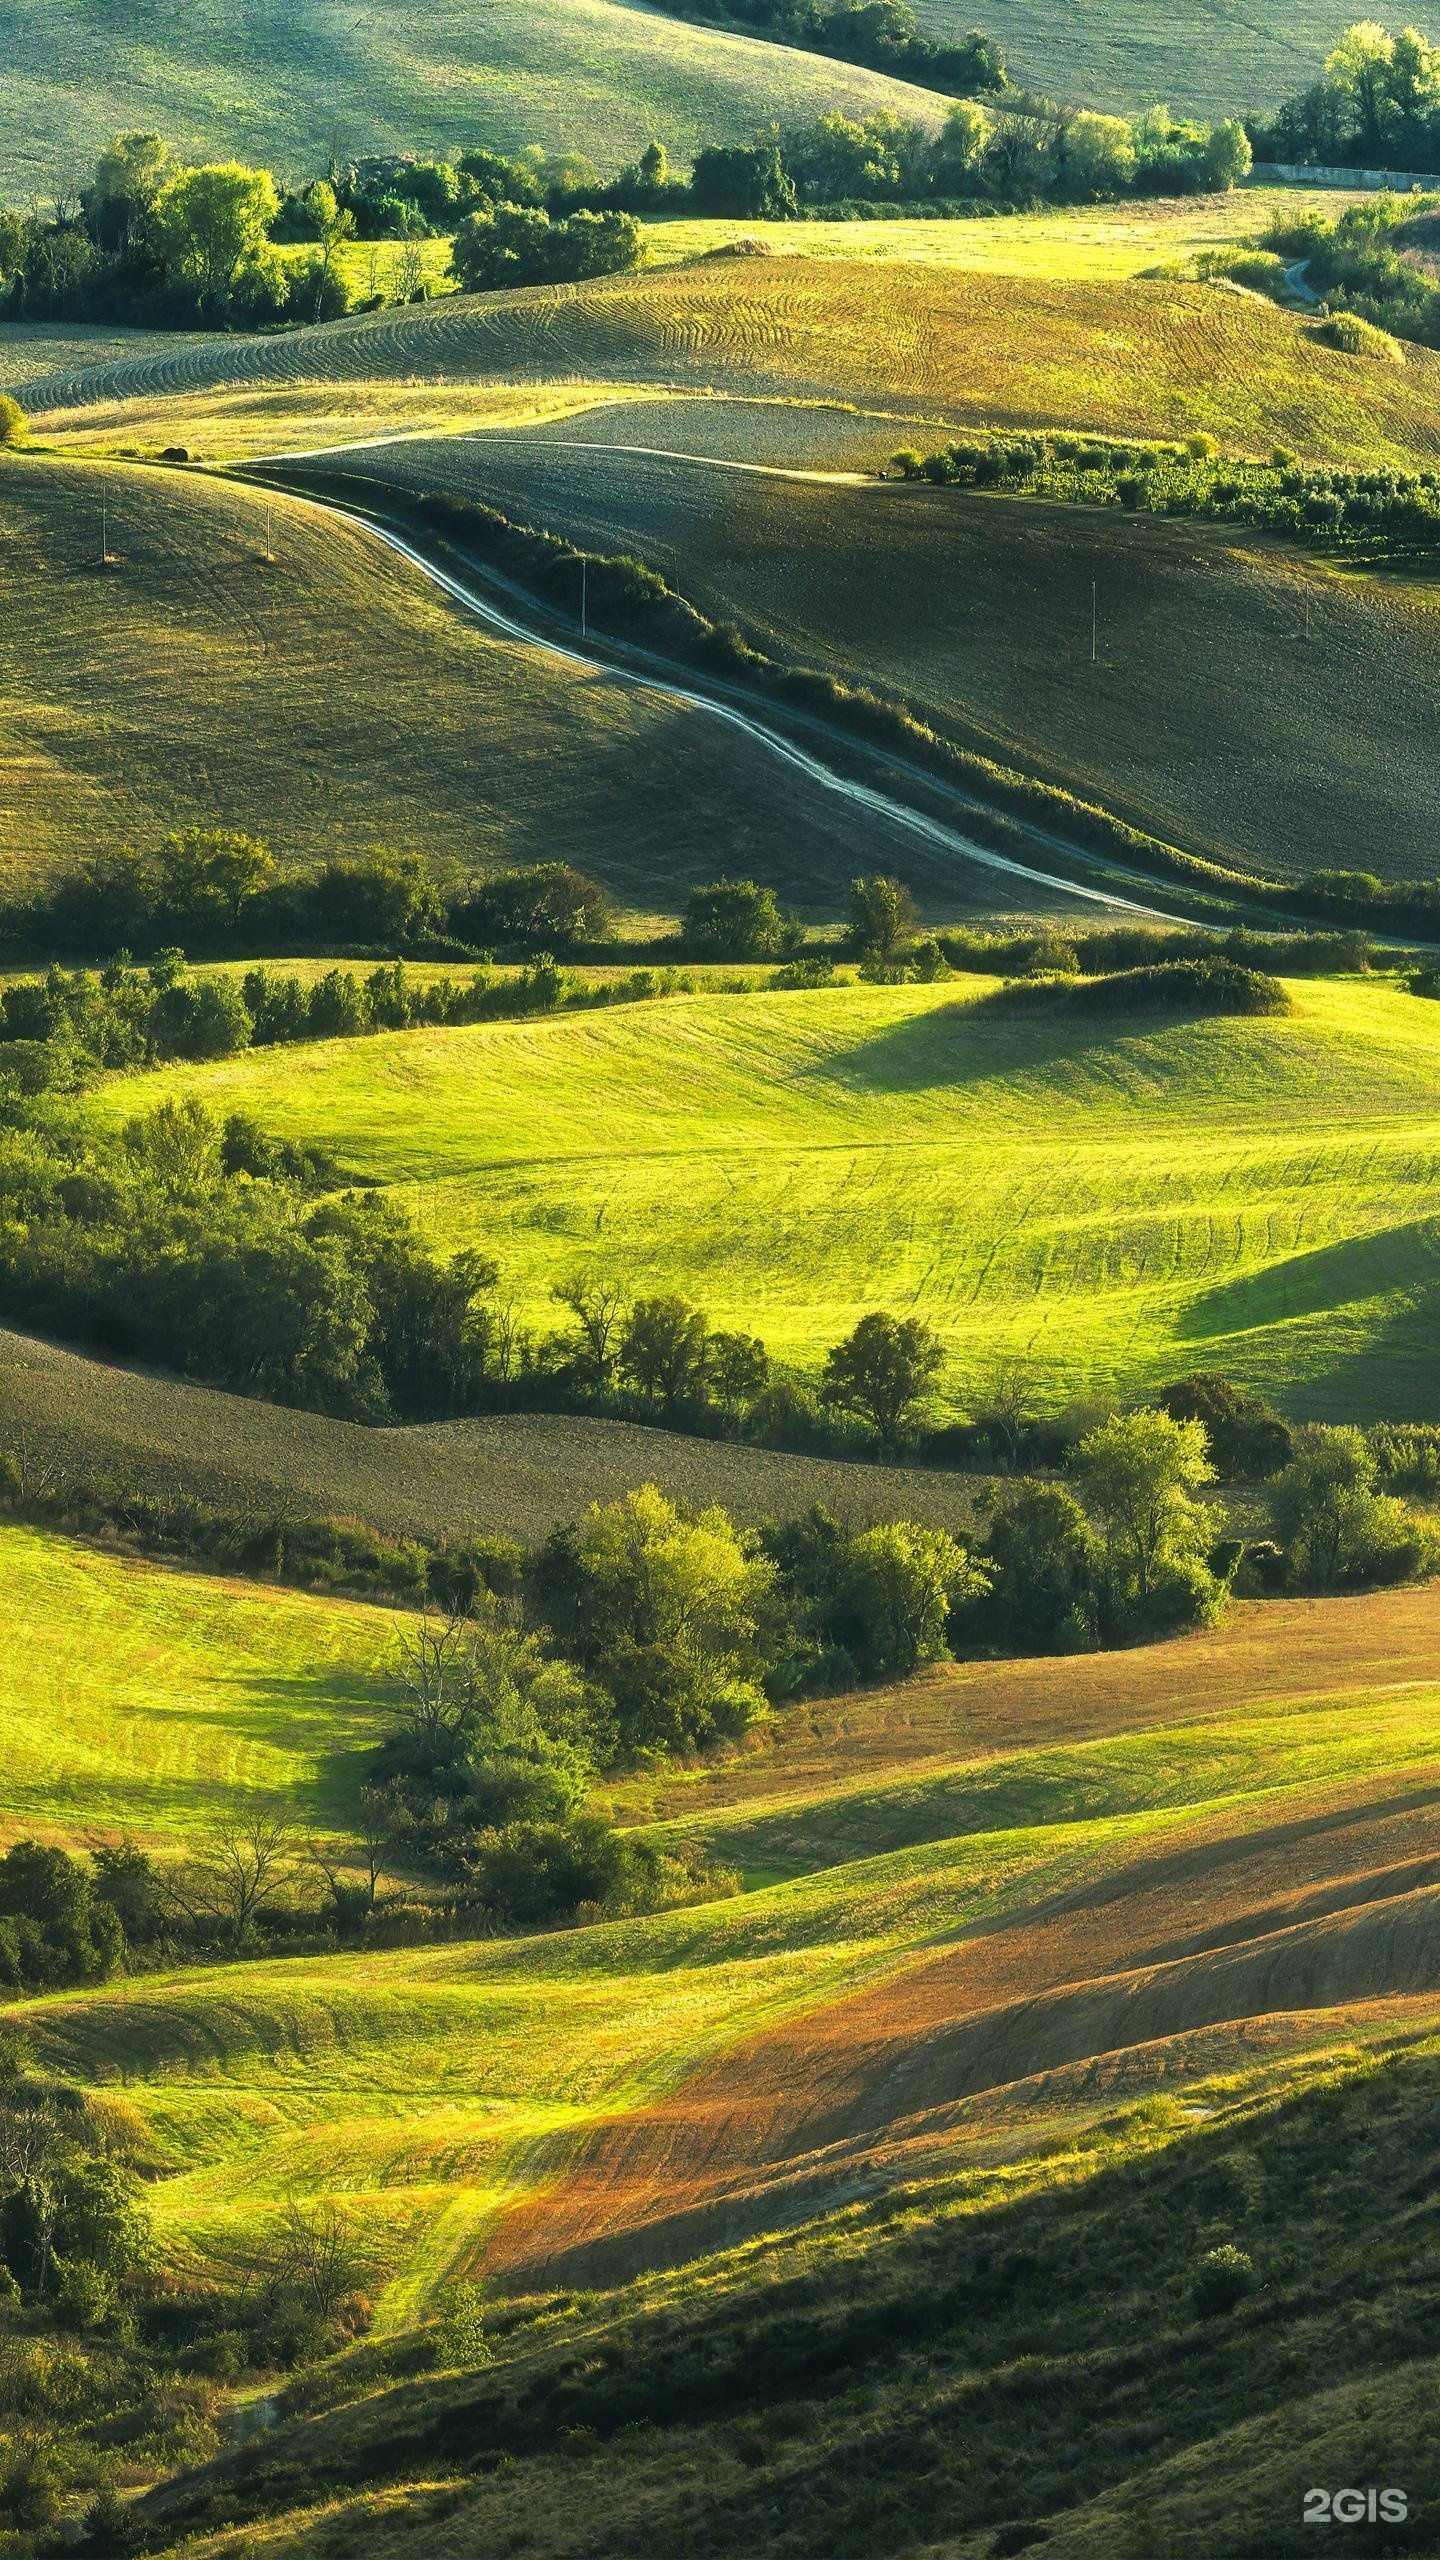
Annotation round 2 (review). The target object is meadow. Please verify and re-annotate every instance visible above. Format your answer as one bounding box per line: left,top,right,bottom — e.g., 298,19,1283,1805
921,0,1381,117
0,1519,398,1846
0,0,946,197
84,974,1440,1422
0,455,937,909
342,415,1440,885
17,258,1440,469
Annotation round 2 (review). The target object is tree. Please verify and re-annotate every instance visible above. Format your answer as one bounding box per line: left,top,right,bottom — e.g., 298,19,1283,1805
1058,110,1137,199
0,395,28,450
689,143,798,219
553,1272,628,1391
822,1311,944,1443
707,1329,769,1414
457,861,612,952
681,878,790,960
561,1484,776,1752
1202,118,1253,188
156,827,276,931
1272,1425,1427,1589
849,874,917,963
166,1812,296,1951
393,1608,485,1757
619,1295,710,1416
1154,1374,1291,1480
304,178,357,320
86,131,171,247
151,162,282,315
1075,1408,1214,1608
1324,21,1400,155
929,100,993,191
843,1521,988,1672
982,1482,1099,1650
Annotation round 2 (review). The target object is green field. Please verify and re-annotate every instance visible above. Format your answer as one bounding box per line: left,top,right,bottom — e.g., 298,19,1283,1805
0,454,964,910
0,1520,397,1846
0,0,951,197
920,0,1412,116
332,411,1440,886
84,975,1440,1422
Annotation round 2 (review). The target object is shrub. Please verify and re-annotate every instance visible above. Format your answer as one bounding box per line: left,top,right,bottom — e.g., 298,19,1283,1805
1313,311,1404,360
983,960,1290,1019
681,878,792,960
0,394,28,449
1192,2243,1254,2318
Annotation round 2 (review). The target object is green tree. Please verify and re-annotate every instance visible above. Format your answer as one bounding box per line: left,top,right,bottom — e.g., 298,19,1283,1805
1202,118,1254,188
156,827,276,931
1075,1408,1215,1608
304,177,357,319
821,1311,944,1444
1272,1424,1428,1588
681,878,790,960
982,1482,1100,1651
86,131,171,247
1058,110,1137,199
562,1483,776,1751
707,1329,769,1414
844,1521,988,1673
151,162,282,315
619,1295,710,1415
929,99,993,190
849,874,917,963
0,394,29,450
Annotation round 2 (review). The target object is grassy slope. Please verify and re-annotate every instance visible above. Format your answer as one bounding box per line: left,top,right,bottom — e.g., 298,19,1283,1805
15,1565,1440,2559
0,1324,985,1542
920,0,1389,116
0,0,946,196
0,1520,398,1845
0,455,948,910
20,263,1440,468
86,976,1440,1421
343,411,1440,886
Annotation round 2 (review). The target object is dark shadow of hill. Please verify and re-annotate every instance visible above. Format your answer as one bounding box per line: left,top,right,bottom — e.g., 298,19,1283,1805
1183,1218,1440,1340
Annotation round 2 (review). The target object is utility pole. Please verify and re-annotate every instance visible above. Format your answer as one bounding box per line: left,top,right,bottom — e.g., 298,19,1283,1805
1091,579,1097,667
264,505,274,564
100,501,110,566
580,556,587,642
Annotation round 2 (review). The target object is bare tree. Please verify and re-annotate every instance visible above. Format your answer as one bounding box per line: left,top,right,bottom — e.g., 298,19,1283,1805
270,2196,362,2319
394,1610,482,1756
166,1812,296,1951
979,1356,1039,1475
306,1786,392,1918
0,2101,67,2291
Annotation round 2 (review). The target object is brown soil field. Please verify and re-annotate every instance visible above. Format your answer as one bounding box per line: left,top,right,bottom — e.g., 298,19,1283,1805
0,1324,980,1542
488,1766,1440,2291
624,1581,1440,1823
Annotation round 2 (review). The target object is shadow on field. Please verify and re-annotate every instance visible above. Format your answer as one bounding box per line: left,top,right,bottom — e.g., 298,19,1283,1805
186,1665,396,1817
808,997,1174,1097
1181,1219,1440,1342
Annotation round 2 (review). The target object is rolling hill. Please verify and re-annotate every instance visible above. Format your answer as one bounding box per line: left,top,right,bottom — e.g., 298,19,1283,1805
0,0,950,198
18,260,1440,469
83,973,1440,1422
14,1559,1440,2560
0,1518,398,1846
312,410,1440,887
919,0,1411,117
0,1323,984,1542
0,453,977,911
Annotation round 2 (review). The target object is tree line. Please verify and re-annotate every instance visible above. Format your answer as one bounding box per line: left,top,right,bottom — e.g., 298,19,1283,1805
1254,21,1440,174
5,1397,1432,1983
